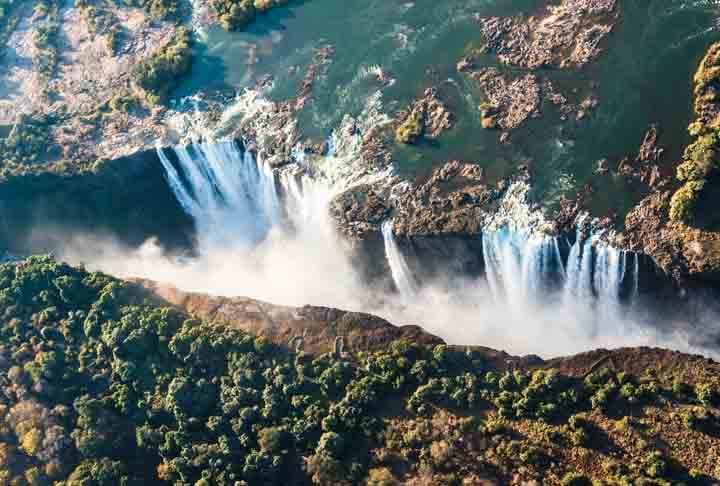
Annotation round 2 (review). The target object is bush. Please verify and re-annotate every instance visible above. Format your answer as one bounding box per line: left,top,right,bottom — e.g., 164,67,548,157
695,383,716,407
560,472,593,486
366,467,400,486
396,109,424,145
670,179,705,223
133,28,193,105
642,451,667,478
211,0,257,30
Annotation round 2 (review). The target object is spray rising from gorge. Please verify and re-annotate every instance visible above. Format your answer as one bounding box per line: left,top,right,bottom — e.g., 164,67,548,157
60,121,710,358
40,82,718,358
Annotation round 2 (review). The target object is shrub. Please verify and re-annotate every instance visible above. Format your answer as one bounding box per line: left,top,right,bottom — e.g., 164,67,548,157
366,467,400,486
212,0,257,31
396,109,424,144
560,472,593,486
133,28,193,105
695,383,716,407
670,179,706,223
642,451,667,478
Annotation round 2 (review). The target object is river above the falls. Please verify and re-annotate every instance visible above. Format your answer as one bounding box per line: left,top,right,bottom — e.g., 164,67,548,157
177,0,720,223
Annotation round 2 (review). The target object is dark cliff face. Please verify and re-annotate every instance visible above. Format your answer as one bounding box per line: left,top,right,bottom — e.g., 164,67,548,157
0,148,194,254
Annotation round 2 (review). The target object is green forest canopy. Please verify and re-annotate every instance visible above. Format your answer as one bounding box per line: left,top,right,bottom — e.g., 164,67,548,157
0,257,718,485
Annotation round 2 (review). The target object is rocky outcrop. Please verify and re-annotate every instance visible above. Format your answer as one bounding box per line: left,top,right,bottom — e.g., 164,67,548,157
0,2,182,166
392,161,491,238
615,125,666,188
330,184,391,241
394,87,454,144
622,44,720,286
624,185,720,285
330,160,494,282
138,279,444,356
473,68,540,134
542,78,599,122
478,0,618,69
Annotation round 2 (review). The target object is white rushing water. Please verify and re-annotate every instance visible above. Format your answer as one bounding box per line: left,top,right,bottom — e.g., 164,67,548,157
381,220,418,299
53,86,720,358
156,144,645,349
157,140,335,252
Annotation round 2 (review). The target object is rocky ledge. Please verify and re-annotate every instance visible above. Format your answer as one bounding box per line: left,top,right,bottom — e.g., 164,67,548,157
139,277,720,383
478,0,618,70
331,160,500,282
622,42,720,285
138,279,443,356
394,87,454,145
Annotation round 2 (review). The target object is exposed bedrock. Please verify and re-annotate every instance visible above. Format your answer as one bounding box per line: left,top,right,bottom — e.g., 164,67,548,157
478,0,618,70
137,278,444,357
139,277,720,379
330,161,492,286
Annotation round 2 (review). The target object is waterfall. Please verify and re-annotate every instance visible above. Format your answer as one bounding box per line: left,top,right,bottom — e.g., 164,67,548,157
564,229,596,302
157,141,284,248
482,226,565,302
381,220,418,299
157,139,337,252
157,137,640,334
563,230,640,319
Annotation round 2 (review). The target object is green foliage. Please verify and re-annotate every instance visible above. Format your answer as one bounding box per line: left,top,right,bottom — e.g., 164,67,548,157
695,382,716,407
0,114,57,169
395,109,425,144
672,43,720,225
127,0,181,21
77,0,122,55
670,179,706,224
0,256,707,485
31,0,61,80
561,472,593,486
642,451,667,478
211,0,290,31
133,28,193,105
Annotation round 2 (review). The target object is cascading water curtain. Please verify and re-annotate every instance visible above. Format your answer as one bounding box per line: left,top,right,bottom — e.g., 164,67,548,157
157,140,283,248
381,220,419,299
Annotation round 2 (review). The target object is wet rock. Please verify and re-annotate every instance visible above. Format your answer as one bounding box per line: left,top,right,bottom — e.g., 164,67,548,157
395,87,454,144
611,125,666,186
595,158,609,175
473,68,540,132
478,0,618,69
392,160,491,239
329,184,391,241
456,56,474,72
541,78,598,122
298,44,335,100
637,124,664,164
625,188,720,285
624,191,687,283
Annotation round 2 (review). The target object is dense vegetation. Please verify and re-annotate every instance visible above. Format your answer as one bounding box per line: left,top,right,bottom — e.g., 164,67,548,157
132,27,192,105
395,109,424,145
670,42,720,225
0,115,60,178
0,257,719,485
210,0,290,31
32,0,62,87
